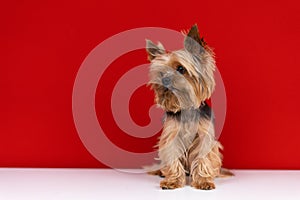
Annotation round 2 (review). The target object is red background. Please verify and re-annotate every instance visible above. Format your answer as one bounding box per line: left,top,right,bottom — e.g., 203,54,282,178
1,0,299,169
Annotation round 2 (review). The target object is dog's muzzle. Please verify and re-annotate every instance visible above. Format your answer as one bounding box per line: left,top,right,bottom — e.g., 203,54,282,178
162,77,171,87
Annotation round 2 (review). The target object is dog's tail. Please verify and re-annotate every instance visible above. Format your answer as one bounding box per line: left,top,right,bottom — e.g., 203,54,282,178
144,164,164,176
218,168,234,178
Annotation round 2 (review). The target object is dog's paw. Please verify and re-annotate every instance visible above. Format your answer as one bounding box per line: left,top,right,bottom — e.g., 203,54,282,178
191,181,216,190
160,179,183,190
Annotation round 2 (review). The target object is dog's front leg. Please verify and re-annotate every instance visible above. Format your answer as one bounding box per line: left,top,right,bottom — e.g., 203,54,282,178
187,117,222,190
157,117,189,189
159,159,185,189
190,144,222,190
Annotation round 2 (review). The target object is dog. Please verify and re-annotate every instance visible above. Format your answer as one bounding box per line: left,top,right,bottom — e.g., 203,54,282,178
146,25,232,190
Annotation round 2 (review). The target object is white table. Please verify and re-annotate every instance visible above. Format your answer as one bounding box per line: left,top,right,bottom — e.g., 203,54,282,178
0,169,299,200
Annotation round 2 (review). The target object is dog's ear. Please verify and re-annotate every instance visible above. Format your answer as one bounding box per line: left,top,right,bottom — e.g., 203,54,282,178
184,24,206,54
146,39,165,61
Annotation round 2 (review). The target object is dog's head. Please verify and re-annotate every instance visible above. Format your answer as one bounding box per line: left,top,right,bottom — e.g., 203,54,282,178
147,25,216,113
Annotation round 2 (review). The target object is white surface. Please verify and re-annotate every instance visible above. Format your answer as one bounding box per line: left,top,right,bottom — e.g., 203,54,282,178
0,169,299,200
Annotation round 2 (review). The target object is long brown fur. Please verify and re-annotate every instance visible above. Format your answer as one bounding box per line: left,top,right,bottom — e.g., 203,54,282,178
146,24,232,190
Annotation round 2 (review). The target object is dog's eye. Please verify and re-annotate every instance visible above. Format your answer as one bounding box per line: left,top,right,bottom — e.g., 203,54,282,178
176,65,186,74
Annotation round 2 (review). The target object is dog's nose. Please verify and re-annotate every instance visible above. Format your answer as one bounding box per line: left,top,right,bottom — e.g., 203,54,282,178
162,77,171,86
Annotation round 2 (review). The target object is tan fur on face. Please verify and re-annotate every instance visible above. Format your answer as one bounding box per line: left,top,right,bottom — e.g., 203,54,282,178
151,83,181,113
171,50,216,102
148,49,215,113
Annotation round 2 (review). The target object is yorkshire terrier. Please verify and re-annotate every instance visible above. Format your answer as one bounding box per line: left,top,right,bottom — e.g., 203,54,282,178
146,25,232,190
